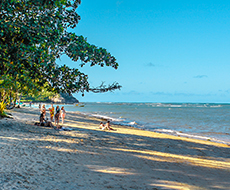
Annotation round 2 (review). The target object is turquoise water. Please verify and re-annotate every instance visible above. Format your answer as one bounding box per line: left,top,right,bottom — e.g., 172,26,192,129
37,102,230,144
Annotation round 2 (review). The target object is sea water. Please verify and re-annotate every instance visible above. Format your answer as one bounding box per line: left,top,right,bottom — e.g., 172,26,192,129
39,102,230,144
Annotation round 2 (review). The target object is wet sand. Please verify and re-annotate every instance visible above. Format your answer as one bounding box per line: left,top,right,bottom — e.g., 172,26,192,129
0,107,229,190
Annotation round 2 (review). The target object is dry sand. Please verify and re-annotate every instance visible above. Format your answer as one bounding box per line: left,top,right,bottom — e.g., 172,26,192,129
0,107,230,190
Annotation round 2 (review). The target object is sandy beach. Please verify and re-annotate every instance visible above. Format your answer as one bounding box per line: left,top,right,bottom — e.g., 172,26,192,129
0,107,230,190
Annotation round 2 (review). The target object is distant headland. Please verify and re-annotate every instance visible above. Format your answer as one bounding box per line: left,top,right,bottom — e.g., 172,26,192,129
50,93,79,104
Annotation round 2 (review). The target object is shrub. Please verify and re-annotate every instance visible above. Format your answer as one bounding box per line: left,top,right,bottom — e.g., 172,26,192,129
0,101,6,117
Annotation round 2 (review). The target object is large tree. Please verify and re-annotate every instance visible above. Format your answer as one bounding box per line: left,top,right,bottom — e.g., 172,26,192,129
0,0,121,103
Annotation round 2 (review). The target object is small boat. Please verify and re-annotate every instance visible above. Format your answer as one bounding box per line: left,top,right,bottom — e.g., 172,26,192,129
76,103,85,107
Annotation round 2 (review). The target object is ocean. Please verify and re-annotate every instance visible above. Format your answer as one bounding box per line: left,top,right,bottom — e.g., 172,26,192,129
38,102,230,144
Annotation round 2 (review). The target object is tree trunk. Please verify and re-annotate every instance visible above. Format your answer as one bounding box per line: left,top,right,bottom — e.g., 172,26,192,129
13,93,18,108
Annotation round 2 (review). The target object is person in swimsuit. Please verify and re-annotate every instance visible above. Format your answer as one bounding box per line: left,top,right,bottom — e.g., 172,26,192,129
55,105,60,128
105,121,115,131
99,122,105,129
40,105,46,123
60,106,66,124
49,104,54,122
103,121,115,131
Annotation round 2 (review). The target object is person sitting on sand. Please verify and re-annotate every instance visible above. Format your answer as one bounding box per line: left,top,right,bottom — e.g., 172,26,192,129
99,122,105,129
35,120,54,128
39,114,45,123
102,121,115,131
105,121,115,130
45,120,54,128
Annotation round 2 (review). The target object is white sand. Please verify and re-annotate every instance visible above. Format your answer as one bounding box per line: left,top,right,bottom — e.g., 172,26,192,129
0,107,230,190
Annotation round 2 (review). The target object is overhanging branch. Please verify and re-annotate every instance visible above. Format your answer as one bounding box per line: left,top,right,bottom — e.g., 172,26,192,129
89,82,122,93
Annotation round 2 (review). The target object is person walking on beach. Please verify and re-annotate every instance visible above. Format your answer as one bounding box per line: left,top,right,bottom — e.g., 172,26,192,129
49,104,55,122
60,106,66,124
55,105,61,128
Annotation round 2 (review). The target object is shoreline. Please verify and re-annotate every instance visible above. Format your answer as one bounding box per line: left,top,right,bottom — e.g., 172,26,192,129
86,113,230,146
28,103,230,146
1,107,230,189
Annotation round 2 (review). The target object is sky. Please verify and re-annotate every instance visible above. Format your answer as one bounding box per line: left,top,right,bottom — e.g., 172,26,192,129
57,0,230,103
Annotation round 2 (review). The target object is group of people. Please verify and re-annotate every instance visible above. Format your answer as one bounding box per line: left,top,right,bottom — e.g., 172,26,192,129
39,104,66,129
38,104,116,131
99,121,115,131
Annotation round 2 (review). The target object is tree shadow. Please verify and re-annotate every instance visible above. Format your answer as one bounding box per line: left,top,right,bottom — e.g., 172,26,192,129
0,110,230,189
1,109,230,189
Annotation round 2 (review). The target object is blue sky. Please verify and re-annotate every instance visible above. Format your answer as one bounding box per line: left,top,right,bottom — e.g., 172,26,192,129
57,0,230,103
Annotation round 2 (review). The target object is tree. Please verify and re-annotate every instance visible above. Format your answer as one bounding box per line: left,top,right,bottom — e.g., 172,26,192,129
0,0,121,104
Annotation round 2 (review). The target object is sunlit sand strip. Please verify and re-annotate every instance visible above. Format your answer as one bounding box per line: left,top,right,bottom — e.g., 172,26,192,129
8,107,230,148
64,120,98,128
38,146,76,153
0,136,22,141
151,180,207,190
86,165,136,175
63,119,230,148
114,128,230,148
111,148,230,170
0,136,88,146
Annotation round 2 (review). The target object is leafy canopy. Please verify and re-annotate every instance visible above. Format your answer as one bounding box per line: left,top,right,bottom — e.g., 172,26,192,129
0,0,121,98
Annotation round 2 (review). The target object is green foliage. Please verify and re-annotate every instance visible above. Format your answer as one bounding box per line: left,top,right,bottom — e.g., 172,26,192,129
22,88,57,102
0,0,121,103
0,101,6,116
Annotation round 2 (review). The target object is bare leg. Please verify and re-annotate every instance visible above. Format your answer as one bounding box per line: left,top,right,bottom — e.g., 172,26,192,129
62,115,65,124
57,116,60,128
